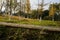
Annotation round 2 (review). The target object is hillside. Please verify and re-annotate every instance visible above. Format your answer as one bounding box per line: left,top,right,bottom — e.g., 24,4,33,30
0,16,60,26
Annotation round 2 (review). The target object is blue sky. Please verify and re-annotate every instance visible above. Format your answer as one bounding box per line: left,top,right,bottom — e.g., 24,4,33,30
30,0,60,10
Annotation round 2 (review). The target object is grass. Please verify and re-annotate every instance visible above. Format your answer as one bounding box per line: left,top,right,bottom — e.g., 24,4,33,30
0,16,60,26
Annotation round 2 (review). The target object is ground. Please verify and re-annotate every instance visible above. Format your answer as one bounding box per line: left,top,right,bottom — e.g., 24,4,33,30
0,15,60,26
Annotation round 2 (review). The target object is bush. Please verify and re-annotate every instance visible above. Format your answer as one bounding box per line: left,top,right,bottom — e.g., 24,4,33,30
0,27,60,40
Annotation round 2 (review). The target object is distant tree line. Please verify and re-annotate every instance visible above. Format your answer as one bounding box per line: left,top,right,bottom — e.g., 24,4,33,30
0,1,60,21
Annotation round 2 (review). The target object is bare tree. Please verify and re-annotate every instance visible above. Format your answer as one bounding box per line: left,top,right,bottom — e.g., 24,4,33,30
37,0,50,21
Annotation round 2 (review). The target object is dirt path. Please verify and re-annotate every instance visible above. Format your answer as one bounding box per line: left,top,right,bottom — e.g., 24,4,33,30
0,22,60,32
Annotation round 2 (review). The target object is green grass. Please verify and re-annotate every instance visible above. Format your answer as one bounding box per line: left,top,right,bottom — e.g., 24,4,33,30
0,16,60,26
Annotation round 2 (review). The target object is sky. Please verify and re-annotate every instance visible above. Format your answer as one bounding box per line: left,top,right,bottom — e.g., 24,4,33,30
0,0,60,10
30,0,60,10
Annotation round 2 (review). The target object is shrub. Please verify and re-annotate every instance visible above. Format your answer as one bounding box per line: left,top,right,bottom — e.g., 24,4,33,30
0,27,60,40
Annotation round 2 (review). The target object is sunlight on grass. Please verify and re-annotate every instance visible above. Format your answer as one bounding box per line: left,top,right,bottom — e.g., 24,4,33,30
0,16,60,26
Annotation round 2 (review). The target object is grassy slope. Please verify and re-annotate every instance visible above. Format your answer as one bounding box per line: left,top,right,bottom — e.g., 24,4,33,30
0,16,60,26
